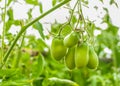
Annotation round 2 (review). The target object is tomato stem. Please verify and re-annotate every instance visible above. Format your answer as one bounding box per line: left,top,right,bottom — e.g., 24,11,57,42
13,31,26,68
1,0,71,68
69,0,79,24
79,0,90,40
58,0,79,36
1,0,7,64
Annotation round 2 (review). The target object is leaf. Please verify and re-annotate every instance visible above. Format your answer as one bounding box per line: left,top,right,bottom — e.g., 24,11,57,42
58,0,63,2
52,0,57,6
106,23,118,35
25,0,38,5
100,0,103,3
51,22,61,35
39,2,43,13
115,46,120,67
71,15,77,24
7,8,14,20
7,0,12,6
36,38,48,51
31,54,44,78
102,13,109,23
33,22,45,40
27,8,32,19
33,78,43,86
0,69,19,77
6,20,13,32
13,20,20,25
88,23,95,37
6,20,20,33
110,0,118,8
61,24,72,37
94,6,98,10
0,79,31,86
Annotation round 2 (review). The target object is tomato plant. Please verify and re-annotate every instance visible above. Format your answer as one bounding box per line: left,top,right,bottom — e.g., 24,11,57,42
0,0,120,86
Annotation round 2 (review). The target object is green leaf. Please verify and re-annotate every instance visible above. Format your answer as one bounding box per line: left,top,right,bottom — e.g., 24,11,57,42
61,24,72,37
31,54,44,78
27,8,32,19
106,23,118,35
102,13,109,23
115,46,120,67
51,22,61,35
7,0,12,6
33,22,45,40
36,38,48,51
52,0,57,6
0,79,31,86
100,0,103,3
71,15,77,24
6,20,20,33
110,0,118,7
110,0,114,5
39,2,43,13
7,8,14,20
33,78,43,86
6,20,13,32
58,0,63,2
0,69,19,77
13,20,20,25
25,0,38,5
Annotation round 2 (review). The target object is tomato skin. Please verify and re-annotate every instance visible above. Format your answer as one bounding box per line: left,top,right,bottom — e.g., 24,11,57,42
75,43,89,68
87,46,99,69
51,37,67,61
65,47,75,70
64,31,79,48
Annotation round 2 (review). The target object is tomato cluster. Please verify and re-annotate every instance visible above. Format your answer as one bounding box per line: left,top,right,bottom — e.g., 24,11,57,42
51,31,99,70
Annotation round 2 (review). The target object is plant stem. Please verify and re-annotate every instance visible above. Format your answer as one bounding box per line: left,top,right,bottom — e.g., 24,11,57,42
13,31,26,68
1,0,71,68
79,0,90,37
111,43,118,86
58,0,79,36
1,0,7,63
69,0,79,24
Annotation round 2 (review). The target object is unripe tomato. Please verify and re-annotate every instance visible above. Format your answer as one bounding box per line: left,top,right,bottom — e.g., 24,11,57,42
75,43,89,68
65,47,75,70
51,23,61,35
64,31,79,48
51,37,67,61
87,46,99,69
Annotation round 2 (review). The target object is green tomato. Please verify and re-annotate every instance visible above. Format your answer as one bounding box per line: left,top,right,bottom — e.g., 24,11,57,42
65,47,75,70
51,37,67,61
64,31,79,48
75,43,89,68
51,23,61,35
87,46,99,69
